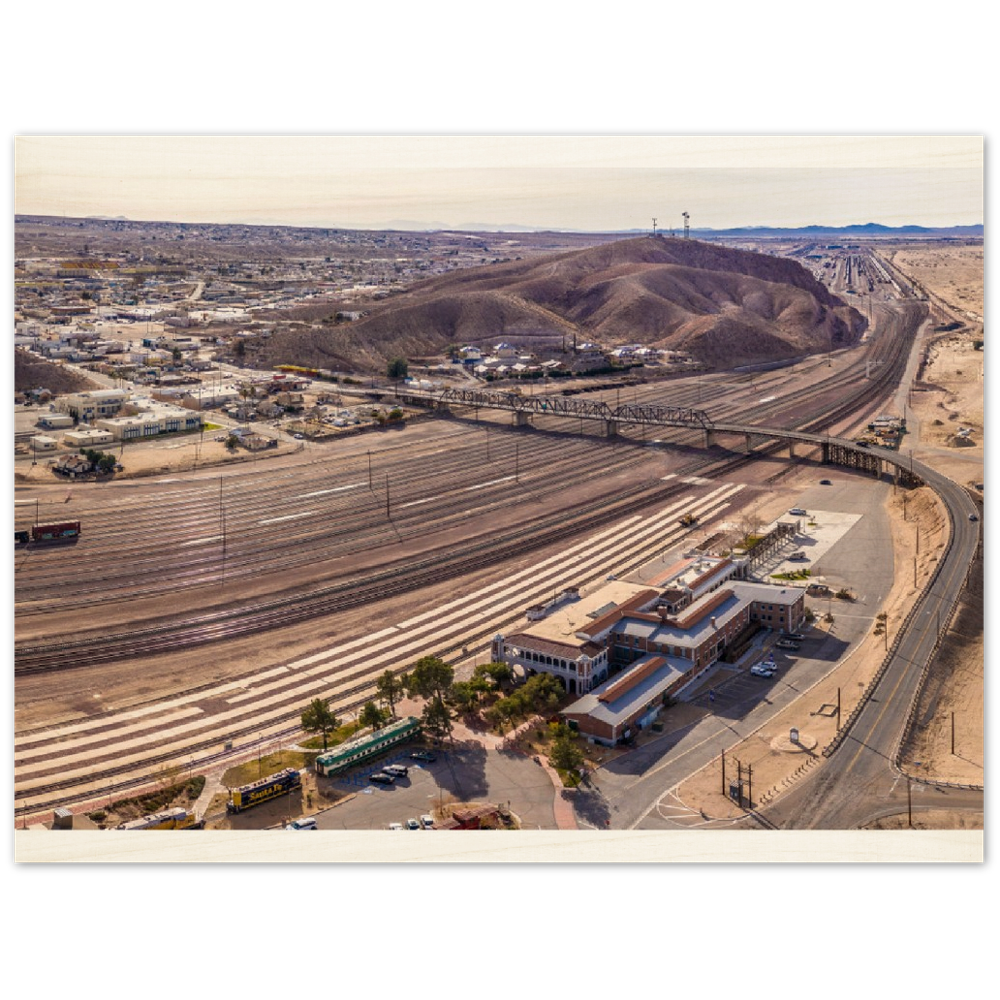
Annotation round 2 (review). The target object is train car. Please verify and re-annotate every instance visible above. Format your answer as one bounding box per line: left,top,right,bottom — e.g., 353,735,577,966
315,716,421,777
15,530,30,544
226,767,301,814
114,807,199,830
31,521,81,542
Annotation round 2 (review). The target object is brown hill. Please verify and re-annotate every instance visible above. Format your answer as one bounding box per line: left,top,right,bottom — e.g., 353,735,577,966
261,236,866,371
15,349,101,395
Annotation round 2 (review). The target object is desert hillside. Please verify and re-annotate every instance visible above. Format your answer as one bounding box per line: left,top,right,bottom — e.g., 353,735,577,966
15,348,101,395
261,236,866,371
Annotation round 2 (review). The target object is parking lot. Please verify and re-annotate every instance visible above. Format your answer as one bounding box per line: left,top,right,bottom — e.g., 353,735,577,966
310,744,559,831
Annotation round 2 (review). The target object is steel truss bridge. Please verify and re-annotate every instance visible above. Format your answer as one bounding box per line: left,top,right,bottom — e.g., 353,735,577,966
395,386,923,486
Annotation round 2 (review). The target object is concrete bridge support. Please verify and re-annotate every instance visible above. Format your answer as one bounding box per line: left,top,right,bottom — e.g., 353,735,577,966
515,411,532,428
744,432,755,455
606,419,619,437
787,440,797,460
704,428,715,448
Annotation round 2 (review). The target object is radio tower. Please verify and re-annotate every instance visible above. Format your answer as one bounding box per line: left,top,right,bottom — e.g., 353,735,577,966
652,217,657,237
682,211,690,240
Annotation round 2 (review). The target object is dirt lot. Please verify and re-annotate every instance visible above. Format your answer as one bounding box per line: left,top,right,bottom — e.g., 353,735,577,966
669,483,950,821
861,809,983,831
884,244,983,323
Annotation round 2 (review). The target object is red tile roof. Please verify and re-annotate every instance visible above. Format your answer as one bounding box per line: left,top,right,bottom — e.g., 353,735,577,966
598,656,668,704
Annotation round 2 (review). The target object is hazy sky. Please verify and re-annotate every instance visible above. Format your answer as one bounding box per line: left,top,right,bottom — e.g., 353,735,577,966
14,135,983,231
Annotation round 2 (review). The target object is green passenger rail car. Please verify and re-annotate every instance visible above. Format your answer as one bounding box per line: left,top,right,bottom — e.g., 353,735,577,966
315,716,421,777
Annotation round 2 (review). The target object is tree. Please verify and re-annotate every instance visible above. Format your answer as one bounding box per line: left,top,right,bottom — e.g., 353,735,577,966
421,696,453,744
448,681,479,715
405,656,454,703
300,698,340,750
549,732,585,778
387,357,409,380
480,661,513,690
359,701,388,731
375,670,403,718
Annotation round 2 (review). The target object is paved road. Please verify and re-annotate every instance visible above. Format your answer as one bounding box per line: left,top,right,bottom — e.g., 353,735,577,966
758,452,982,829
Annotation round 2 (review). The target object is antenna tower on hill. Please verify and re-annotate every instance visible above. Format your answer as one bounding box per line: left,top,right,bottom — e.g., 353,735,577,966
652,218,657,237
682,212,690,239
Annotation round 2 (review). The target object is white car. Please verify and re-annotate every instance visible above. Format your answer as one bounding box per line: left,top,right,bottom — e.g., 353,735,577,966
420,814,435,829
289,816,317,830
406,818,421,830
388,822,403,831
751,665,776,677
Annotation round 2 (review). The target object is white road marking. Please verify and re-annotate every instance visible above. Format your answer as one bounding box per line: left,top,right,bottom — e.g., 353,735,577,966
179,535,224,547
463,476,516,492
258,510,317,525
295,484,365,498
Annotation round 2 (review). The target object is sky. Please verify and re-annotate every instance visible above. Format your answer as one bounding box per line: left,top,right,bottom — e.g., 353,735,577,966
14,135,983,232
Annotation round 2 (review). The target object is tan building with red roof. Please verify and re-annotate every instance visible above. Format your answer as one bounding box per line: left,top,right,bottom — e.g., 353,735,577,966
492,564,806,742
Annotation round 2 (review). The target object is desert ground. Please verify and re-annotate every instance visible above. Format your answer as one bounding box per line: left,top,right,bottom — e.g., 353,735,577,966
884,243,984,323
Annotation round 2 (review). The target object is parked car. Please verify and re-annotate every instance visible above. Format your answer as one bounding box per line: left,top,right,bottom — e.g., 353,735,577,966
420,814,435,829
969,513,979,522
819,479,832,485
388,822,403,831
369,772,395,785
775,640,800,650
289,816,318,830
788,507,807,516
783,633,805,641
406,818,420,830
384,764,409,778
409,751,437,762
751,665,776,677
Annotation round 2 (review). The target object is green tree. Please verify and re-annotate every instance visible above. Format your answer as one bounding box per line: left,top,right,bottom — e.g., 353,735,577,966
549,732,584,777
521,672,564,713
359,701,388,731
448,681,479,715
404,656,454,703
300,698,340,751
375,670,403,718
421,696,453,744
481,661,513,690
387,357,409,380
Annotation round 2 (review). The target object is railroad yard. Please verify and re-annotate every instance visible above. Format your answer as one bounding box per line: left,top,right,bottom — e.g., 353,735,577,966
13,229,983,839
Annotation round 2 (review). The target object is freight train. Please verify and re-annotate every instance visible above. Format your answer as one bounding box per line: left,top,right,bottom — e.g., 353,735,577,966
226,767,302,813
29,521,81,542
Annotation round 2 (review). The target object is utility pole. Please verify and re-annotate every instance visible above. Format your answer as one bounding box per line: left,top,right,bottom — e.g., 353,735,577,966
737,759,743,809
951,712,955,755
721,749,726,795
747,763,753,810
907,776,912,828
385,472,390,519
836,687,841,732
914,556,918,588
